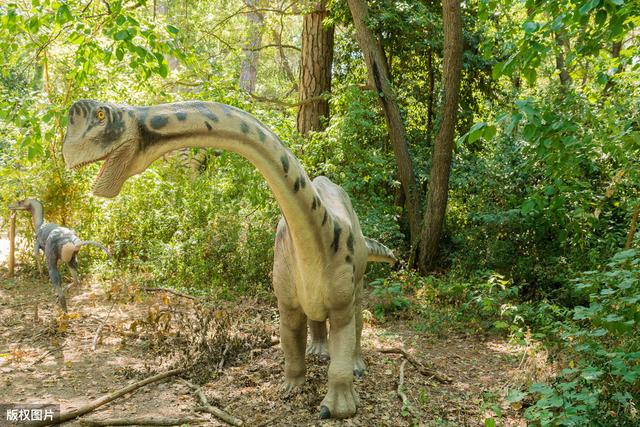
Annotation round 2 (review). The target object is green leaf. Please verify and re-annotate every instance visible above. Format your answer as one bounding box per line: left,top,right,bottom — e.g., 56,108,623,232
581,367,603,381
166,24,179,35
115,30,130,41
579,0,601,15
484,418,496,427
608,0,624,5
506,389,527,404
158,61,168,78
523,21,538,33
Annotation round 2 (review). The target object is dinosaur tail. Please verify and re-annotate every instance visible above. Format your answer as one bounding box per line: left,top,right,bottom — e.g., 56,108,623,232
77,241,112,258
364,237,397,266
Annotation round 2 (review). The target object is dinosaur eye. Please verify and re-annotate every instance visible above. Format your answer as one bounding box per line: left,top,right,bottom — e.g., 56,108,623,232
96,110,106,122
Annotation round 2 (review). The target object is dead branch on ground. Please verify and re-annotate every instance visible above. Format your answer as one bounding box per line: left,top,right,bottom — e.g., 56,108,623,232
92,299,116,351
396,359,419,417
31,368,184,426
180,379,243,426
141,286,198,300
79,416,206,426
380,347,452,384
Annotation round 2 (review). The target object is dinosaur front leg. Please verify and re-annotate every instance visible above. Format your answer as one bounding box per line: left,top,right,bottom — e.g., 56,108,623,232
306,319,329,359
278,301,307,391
320,309,359,419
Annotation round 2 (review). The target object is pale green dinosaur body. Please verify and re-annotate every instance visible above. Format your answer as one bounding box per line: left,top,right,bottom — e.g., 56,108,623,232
62,99,395,419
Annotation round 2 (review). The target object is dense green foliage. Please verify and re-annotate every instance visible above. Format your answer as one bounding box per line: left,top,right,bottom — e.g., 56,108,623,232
1,0,639,424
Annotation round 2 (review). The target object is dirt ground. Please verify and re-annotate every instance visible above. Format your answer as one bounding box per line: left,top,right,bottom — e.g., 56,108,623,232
1,240,530,426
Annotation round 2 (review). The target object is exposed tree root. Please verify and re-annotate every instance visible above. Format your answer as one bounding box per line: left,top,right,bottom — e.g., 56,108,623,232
79,416,206,426
180,379,243,426
380,347,452,384
31,368,184,426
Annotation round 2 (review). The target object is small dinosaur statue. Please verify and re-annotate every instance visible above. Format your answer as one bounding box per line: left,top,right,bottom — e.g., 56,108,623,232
61,99,396,419
9,198,111,311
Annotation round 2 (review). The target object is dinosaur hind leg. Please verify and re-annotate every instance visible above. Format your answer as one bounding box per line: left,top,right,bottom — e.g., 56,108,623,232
278,301,307,391
307,319,329,360
353,282,366,378
67,255,80,289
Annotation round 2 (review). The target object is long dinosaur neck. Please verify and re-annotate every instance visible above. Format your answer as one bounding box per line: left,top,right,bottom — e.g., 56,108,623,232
29,200,44,230
133,101,328,262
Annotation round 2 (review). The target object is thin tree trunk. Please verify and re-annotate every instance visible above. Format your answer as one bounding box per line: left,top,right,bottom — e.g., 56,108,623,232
239,0,263,92
297,0,334,135
555,33,571,87
625,204,640,249
347,0,422,245
418,0,463,273
603,41,623,96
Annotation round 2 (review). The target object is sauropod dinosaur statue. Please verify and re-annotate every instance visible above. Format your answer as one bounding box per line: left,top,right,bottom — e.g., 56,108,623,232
9,198,111,311
61,99,396,419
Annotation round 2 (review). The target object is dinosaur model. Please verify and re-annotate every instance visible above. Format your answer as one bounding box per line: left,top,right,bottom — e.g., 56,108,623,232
9,198,111,311
61,99,396,419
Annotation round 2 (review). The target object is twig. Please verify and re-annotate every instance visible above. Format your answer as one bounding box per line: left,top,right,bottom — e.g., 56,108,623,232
31,368,184,426
218,343,230,370
141,287,197,300
29,341,67,367
92,299,116,351
379,347,452,384
180,379,243,426
79,416,206,426
396,359,418,417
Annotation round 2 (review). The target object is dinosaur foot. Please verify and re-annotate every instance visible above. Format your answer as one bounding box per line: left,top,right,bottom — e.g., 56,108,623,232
306,340,329,361
281,375,305,396
319,382,359,419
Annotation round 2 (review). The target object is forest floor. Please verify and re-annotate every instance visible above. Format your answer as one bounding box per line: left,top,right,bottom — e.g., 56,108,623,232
0,239,540,426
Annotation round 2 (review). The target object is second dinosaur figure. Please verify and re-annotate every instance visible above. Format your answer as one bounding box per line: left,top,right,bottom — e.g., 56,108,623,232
62,99,396,419
9,198,111,311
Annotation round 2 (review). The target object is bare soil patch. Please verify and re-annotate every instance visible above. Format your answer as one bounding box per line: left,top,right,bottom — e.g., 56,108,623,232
1,259,528,426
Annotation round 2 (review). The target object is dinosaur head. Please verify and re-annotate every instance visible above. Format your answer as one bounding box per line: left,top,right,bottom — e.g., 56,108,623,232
63,100,140,198
9,198,41,212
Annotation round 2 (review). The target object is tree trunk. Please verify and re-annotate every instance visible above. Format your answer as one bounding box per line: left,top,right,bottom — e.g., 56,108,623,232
427,49,435,132
346,0,422,245
239,0,263,92
555,33,572,87
418,0,463,273
297,0,334,136
603,41,623,96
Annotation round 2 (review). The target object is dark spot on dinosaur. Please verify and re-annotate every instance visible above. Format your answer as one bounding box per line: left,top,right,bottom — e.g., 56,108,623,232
150,115,169,129
176,111,187,121
347,232,354,253
345,255,352,263
293,177,300,193
280,154,289,174
300,177,306,188
312,197,317,210
193,102,219,123
322,211,328,226
240,121,250,135
128,110,135,118
205,121,212,131
256,126,266,143
331,222,342,253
